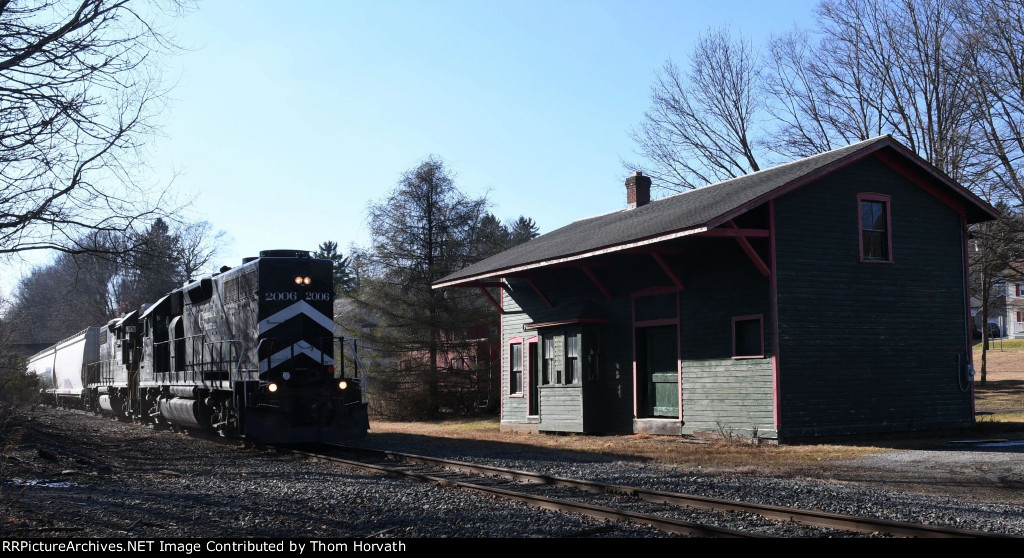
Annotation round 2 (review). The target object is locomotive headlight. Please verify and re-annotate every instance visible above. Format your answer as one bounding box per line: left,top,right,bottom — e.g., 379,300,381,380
294,276,303,285
302,276,311,285
282,372,291,381
338,380,348,390
267,383,279,393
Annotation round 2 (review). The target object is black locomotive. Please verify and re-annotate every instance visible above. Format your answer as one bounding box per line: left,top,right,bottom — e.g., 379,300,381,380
27,249,369,443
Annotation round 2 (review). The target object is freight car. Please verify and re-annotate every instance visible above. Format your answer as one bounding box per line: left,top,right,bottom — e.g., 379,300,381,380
26,249,369,444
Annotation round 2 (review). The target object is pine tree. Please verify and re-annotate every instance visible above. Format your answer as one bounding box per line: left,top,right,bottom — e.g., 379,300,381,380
315,240,357,293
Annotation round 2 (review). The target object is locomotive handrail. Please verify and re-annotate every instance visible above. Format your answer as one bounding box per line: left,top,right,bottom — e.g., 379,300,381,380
202,339,246,437
333,336,363,379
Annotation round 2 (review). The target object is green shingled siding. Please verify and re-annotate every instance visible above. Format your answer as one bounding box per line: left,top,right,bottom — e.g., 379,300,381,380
500,239,775,436
677,240,775,439
773,157,973,439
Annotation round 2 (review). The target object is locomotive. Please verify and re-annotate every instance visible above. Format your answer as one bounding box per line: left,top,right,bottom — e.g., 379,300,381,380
25,249,370,444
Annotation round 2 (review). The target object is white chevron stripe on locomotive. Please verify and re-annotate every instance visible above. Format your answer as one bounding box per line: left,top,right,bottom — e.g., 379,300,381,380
257,300,334,334
259,341,333,373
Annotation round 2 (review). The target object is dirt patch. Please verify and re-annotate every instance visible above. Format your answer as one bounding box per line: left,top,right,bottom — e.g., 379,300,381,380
975,349,1024,411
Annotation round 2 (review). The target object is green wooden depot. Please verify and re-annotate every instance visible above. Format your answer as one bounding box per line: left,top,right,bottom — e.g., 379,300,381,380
434,136,998,442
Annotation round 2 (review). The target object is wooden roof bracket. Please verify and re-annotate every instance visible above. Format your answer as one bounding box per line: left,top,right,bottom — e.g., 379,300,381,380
727,221,771,278
477,286,504,314
581,266,613,300
651,252,685,290
524,277,553,308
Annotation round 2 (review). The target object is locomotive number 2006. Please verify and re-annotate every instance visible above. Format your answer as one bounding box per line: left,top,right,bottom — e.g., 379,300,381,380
264,292,297,302
304,291,332,302
264,291,332,303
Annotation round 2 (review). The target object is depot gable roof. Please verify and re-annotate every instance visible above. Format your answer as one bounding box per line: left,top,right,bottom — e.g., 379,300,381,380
434,135,998,288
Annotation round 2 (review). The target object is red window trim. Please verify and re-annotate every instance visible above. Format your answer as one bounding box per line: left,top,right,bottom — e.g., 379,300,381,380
1017,284,1021,297
508,337,524,397
1017,311,1022,322
732,314,765,359
857,193,894,264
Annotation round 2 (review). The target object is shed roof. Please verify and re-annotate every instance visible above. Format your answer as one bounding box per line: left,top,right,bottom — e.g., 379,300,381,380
435,135,998,288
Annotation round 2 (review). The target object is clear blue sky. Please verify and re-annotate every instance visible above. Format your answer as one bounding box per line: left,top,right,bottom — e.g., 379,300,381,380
9,0,821,287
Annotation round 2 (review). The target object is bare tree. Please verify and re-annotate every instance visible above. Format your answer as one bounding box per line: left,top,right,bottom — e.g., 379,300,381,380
765,26,886,158
0,0,194,260
627,27,770,194
8,239,121,345
176,220,224,283
7,217,222,344
969,207,1024,384
963,0,1024,207
764,0,980,183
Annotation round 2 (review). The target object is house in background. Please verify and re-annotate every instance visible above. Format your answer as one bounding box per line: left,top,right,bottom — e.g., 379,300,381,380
971,271,1024,340
434,135,998,443
1008,278,1024,339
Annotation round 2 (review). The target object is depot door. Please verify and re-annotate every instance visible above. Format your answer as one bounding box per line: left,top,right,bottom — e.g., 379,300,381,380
638,325,678,418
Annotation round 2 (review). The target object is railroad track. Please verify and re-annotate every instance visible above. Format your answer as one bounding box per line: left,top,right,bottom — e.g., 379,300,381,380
277,444,1012,539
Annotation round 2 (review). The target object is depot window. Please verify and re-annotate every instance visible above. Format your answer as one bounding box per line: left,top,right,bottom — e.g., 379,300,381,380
859,193,893,263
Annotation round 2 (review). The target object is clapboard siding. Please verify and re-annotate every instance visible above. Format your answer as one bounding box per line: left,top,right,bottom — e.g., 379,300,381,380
774,157,972,439
537,386,583,432
502,274,633,433
681,358,776,439
500,287,530,425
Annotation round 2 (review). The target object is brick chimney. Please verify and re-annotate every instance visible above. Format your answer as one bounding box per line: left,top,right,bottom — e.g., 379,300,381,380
625,171,651,209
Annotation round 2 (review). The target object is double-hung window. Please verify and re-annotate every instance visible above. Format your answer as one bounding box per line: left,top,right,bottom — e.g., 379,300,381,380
542,337,555,385
858,194,892,263
564,333,579,385
509,342,523,395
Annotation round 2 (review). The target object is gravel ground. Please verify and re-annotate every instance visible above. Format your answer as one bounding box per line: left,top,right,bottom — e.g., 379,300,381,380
0,407,673,539
2,405,1023,539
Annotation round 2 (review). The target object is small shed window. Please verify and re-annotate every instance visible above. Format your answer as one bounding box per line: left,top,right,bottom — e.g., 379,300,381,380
858,193,892,263
509,342,523,395
733,315,764,358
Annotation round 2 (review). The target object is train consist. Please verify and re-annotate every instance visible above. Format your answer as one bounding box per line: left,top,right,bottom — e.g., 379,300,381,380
26,249,369,444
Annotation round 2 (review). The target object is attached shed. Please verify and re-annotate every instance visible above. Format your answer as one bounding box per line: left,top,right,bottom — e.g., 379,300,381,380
433,136,999,442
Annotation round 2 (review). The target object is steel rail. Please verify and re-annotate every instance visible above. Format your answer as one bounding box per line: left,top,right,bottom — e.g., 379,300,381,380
324,444,1014,539
290,448,762,538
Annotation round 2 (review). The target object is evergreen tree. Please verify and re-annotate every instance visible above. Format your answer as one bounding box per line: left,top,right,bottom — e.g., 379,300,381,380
352,156,491,419
507,216,540,246
113,218,182,314
315,241,357,293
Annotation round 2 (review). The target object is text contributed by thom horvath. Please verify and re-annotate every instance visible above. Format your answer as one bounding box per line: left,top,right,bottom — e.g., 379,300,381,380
1,540,408,554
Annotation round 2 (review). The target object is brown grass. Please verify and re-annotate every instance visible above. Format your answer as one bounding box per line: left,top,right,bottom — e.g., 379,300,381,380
974,348,1024,412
